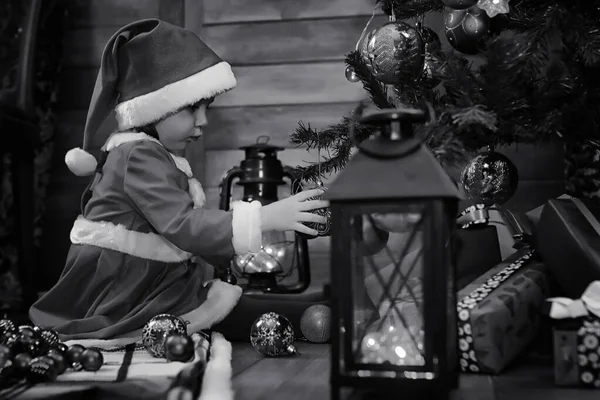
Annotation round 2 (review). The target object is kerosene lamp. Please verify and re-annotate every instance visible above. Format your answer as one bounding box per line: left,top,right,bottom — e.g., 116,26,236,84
218,136,311,294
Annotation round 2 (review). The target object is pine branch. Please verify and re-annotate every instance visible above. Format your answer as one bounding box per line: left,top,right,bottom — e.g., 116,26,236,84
346,51,395,109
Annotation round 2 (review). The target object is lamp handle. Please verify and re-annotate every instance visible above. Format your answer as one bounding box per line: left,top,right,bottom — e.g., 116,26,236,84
218,166,243,211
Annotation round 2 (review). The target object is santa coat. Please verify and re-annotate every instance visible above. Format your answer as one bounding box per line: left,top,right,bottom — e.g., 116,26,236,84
30,132,261,341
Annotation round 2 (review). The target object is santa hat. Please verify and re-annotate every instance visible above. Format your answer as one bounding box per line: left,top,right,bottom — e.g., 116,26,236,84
65,19,236,176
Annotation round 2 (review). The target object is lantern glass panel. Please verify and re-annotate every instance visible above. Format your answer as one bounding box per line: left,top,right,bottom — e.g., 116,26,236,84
348,203,429,370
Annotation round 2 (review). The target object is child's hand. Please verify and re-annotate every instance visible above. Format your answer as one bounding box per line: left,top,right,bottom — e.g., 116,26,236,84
261,188,329,236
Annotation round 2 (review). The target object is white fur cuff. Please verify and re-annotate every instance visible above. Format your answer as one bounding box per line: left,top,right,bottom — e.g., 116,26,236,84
231,200,262,254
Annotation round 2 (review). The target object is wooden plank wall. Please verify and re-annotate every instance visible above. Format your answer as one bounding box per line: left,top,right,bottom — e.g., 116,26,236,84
39,0,564,288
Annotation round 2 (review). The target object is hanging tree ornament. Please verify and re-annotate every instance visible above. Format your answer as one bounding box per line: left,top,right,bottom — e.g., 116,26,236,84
477,0,511,18
460,150,518,206
345,65,360,83
359,16,425,85
296,130,332,239
418,25,445,88
442,0,478,9
444,6,490,55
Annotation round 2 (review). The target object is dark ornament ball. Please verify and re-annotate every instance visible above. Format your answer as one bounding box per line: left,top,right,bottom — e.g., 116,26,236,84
444,6,490,55
460,151,519,206
46,350,67,375
0,344,11,367
1,333,18,351
0,319,16,337
12,353,33,373
359,21,425,84
65,344,86,371
52,342,69,355
345,65,360,83
296,184,331,239
142,314,188,358
18,325,38,340
26,356,58,383
13,335,43,357
165,334,195,362
300,305,332,344
250,312,296,357
81,348,104,372
40,330,60,350
442,0,478,9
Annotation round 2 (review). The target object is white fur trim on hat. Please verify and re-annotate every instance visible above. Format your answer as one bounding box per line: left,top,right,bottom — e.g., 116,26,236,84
115,61,236,130
65,148,97,177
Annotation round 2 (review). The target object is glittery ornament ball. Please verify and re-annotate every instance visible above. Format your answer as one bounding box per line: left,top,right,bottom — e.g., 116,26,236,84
460,151,518,206
345,65,360,82
442,0,478,9
300,305,331,343
0,319,16,337
26,356,58,383
297,184,332,239
477,0,511,18
359,21,425,84
142,314,188,358
444,6,490,55
250,312,296,357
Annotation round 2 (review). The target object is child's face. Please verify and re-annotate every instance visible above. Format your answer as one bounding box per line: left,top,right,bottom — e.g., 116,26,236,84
155,98,212,152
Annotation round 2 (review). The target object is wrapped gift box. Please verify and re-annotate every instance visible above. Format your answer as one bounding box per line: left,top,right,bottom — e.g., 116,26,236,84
552,317,600,387
456,247,550,374
537,198,600,298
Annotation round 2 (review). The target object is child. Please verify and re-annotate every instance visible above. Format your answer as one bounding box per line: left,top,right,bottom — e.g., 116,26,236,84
29,19,328,341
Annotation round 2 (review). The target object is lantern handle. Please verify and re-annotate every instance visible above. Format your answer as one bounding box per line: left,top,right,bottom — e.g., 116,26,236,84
256,135,270,144
218,166,243,211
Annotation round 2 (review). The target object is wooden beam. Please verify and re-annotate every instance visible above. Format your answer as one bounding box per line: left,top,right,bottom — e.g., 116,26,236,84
159,0,185,26
67,0,160,28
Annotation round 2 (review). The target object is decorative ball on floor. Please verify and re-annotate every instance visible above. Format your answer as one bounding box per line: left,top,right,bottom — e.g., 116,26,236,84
46,349,67,375
80,348,104,371
26,355,58,383
165,333,195,362
0,319,16,337
460,151,519,206
444,6,490,54
65,344,86,371
250,312,297,357
142,314,188,358
359,21,425,84
300,305,332,343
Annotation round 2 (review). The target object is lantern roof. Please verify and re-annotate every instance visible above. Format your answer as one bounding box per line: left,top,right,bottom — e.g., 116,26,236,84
323,109,462,202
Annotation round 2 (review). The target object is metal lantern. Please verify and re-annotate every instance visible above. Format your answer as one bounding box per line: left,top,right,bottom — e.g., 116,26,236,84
325,108,461,400
219,136,311,294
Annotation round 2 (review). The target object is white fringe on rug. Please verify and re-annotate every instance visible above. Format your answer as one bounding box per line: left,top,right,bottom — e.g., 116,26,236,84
59,332,234,400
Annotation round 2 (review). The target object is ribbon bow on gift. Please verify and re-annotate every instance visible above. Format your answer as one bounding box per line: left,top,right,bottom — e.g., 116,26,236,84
546,281,600,319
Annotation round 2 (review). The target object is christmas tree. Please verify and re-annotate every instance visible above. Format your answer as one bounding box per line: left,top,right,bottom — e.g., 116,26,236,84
290,0,600,204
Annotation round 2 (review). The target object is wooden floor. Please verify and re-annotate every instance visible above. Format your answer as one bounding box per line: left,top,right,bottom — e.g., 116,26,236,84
230,343,597,400
5,342,597,400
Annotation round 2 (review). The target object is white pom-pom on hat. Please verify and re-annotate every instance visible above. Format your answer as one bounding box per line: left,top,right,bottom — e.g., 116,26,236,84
65,147,97,177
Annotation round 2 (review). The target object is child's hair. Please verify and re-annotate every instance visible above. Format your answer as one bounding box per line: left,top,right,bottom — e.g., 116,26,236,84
137,123,159,139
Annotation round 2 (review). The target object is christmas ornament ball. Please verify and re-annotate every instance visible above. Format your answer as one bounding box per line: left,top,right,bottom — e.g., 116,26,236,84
12,353,33,373
40,329,60,350
0,319,16,336
442,0,478,9
65,344,86,370
460,151,519,206
80,348,104,371
250,312,296,357
18,325,39,339
46,350,67,375
296,183,332,239
165,334,195,362
52,342,69,355
444,6,490,55
345,65,360,82
142,314,188,358
360,21,425,84
300,305,331,343
26,356,58,383
0,343,11,366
